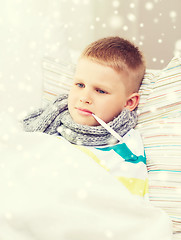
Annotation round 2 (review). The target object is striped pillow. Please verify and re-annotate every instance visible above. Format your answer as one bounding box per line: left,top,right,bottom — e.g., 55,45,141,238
136,57,181,235
136,118,181,234
137,57,181,123
42,57,74,106
138,69,160,114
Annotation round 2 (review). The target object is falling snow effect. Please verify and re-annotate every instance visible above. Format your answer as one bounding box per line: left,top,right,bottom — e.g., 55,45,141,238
0,0,181,237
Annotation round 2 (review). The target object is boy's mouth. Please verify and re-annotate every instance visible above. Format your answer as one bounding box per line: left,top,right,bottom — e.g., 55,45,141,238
76,108,93,116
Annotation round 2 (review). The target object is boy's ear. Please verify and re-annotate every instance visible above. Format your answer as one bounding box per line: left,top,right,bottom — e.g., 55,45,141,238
124,93,140,111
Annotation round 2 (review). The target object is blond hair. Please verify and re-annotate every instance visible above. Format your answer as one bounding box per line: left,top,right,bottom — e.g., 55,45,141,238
80,36,145,93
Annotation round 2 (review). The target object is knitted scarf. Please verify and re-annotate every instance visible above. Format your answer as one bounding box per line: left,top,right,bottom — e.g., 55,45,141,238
23,94,138,146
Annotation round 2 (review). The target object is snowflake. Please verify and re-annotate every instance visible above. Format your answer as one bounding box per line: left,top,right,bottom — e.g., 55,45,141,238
72,0,81,4
16,144,23,151
29,41,37,49
95,17,100,22
5,212,13,220
77,189,87,200
15,57,20,62
102,23,107,28
64,24,68,29
112,0,120,8
38,12,43,17
158,39,163,43
35,154,41,160
53,11,60,19
105,230,114,238
10,75,15,80
68,37,72,42
2,134,9,141
90,24,95,30
129,3,135,9
160,59,165,64
140,23,144,28
166,92,179,102
145,2,154,11
153,18,159,23
159,172,169,182
150,105,157,113
122,25,128,31
17,111,28,121
175,39,181,51
8,107,14,113
169,11,177,19
83,0,90,4
140,35,145,40
176,187,181,195
109,16,123,29
127,13,136,22
85,181,92,188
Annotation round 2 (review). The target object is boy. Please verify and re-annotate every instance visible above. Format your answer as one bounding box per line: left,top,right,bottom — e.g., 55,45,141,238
23,36,147,197
23,36,145,146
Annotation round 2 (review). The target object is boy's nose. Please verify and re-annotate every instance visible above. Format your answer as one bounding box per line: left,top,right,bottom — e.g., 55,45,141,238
80,93,92,104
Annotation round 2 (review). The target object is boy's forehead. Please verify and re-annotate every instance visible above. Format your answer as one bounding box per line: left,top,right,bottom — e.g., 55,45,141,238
75,58,129,82
76,57,117,75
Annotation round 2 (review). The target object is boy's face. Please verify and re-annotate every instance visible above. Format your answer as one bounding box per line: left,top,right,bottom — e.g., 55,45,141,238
68,58,131,126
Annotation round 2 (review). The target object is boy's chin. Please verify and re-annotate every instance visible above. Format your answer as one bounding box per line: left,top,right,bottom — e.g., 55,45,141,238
72,117,99,127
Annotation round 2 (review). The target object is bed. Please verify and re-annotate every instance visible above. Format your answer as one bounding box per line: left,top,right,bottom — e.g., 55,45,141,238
0,56,181,239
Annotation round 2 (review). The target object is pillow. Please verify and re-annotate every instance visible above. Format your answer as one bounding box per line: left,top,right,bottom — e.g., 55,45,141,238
136,118,181,235
138,69,160,113
42,57,75,106
136,57,181,236
137,57,181,122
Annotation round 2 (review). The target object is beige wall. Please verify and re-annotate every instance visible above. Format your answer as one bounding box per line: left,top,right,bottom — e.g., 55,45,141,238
60,0,181,69
137,0,181,69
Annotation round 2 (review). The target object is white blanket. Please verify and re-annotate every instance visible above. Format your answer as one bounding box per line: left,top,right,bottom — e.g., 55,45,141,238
0,113,173,240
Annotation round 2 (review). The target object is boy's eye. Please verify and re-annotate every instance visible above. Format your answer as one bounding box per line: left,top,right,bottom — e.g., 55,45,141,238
76,83,85,88
96,89,107,94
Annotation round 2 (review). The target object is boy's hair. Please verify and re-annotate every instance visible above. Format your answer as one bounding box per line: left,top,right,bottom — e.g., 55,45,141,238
80,36,145,93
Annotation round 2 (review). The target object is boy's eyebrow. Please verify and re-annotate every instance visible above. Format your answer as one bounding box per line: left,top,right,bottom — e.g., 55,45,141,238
73,76,86,83
73,77,84,81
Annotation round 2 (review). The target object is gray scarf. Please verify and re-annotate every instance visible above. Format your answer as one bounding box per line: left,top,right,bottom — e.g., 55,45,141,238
23,94,137,146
